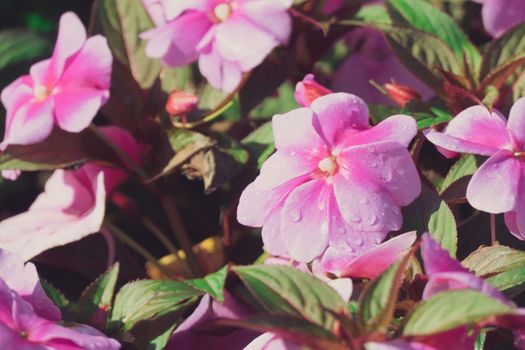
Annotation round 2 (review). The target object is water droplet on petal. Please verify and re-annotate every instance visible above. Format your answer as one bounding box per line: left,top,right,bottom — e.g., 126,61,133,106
358,198,369,204
290,210,302,223
351,216,362,223
367,214,378,226
351,236,363,246
375,237,382,244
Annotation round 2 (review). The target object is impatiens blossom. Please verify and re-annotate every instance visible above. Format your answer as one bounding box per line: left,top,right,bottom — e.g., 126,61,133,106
321,231,417,278
140,0,292,92
244,332,302,350
165,292,256,350
0,12,112,150
237,79,420,263
473,0,525,37
0,126,141,261
0,248,120,349
426,99,525,240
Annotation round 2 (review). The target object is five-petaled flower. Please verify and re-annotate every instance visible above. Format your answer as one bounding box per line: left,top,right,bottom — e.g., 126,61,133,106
0,12,112,150
140,0,292,92
426,98,525,240
237,77,420,263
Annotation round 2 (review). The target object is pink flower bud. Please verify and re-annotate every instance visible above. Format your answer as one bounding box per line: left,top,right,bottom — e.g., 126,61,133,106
165,90,199,116
384,82,421,107
294,74,332,107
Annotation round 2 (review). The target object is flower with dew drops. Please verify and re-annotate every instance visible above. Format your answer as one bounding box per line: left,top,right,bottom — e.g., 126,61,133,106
237,75,420,263
0,12,112,150
426,98,525,241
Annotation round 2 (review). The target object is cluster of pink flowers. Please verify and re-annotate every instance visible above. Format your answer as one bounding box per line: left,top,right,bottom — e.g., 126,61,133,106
141,0,292,92
0,248,120,349
237,75,421,272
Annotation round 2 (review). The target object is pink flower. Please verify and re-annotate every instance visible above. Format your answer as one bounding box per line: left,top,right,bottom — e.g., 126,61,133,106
473,0,525,37
244,332,302,350
0,12,112,150
321,231,417,279
426,99,525,240
140,0,292,92
0,127,140,260
237,88,420,263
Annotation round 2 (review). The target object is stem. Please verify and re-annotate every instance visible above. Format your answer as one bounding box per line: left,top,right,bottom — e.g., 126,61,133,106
160,194,204,277
103,221,173,277
141,217,179,256
288,8,329,34
411,131,425,165
101,228,116,269
490,213,497,244
89,124,147,179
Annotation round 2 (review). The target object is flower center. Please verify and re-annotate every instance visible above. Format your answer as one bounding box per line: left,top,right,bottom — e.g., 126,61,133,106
213,3,233,22
318,156,338,175
33,84,52,101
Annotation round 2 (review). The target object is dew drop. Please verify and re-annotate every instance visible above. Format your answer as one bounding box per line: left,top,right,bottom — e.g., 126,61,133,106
351,236,363,246
367,214,378,226
358,198,369,204
290,210,302,223
375,237,382,244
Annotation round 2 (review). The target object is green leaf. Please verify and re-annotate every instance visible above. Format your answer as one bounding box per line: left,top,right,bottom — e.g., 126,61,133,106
233,265,346,330
358,250,413,332
486,266,525,294
480,22,525,82
241,122,275,169
355,4,392,24
186,266,228,302
386,0,480,69
75,263,120,322
40,279,70,311
402,290,514,336
110,280,202,332
249,82,297,120
0,128,127,173
203,315,347,350
92,0,161,88
402,184,457,257
462,244,525,276
439,155,479,194
0,30,49,69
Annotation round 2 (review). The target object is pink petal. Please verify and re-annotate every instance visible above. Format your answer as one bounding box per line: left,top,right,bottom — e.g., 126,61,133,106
47,12,87,85
466,150,521,213
0,77,34,141
272,107,327,153
280,180,332,262
262,209,289,257
141,0,167,26
421,233,466,275
214,17,279,71
53,88,106,133
504,211,525,241
422,271,510,306
341,115,418,149
481,0,525,37
327,278,353,301
160,0,208,20
252,151,316,191
0,249,61,321
239,0,293,44
198,45,243,93
1,98,55,149
336,231,417,279
244,333,302,350
58,35,112,91
508,97,525,150
337,141,421,206
426,105,511,156
310,93,370,149
332,171,402,233
237,174,309,227
0,170,106,260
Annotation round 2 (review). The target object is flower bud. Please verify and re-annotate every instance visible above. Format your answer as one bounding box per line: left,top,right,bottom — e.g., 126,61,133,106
384,82,421,107
294,74,332,107
165,90,199,116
